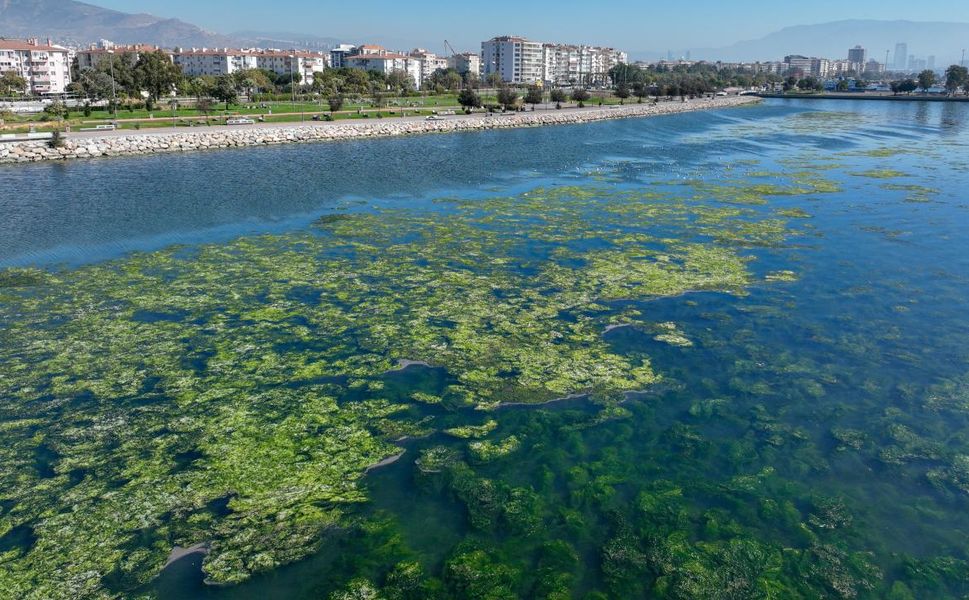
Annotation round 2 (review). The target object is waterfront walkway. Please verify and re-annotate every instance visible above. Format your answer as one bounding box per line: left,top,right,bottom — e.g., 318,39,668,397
0,96,760,164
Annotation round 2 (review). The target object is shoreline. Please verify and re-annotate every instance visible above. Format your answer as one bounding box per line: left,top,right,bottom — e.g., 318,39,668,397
0,96,759,165
757,93,969,103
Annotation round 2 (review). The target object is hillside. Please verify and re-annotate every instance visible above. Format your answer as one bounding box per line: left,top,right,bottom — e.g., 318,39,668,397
0,0,233,47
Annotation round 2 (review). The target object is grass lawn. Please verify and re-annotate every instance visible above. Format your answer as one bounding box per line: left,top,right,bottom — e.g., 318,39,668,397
0,91,631,134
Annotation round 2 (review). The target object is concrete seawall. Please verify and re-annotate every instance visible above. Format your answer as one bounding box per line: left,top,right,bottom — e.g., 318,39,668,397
0,96,759,165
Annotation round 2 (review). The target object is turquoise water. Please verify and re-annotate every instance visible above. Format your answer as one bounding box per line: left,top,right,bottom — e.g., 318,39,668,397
1,99,968,599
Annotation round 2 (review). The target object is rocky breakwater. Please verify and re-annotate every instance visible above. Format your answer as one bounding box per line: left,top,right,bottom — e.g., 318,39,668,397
0,96,759,164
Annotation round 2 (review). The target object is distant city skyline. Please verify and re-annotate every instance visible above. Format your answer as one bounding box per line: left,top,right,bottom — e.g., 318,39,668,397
83,0,969,54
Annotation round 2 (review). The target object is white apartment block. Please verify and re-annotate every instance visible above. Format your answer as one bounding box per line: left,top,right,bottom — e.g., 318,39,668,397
76,44,162,70
173,49,254,77
344,52,421,88
784,55,831,78
448,52,480,77
541,44,628,86
0,38,72,95
409,49,448,85
482,36,627,86
481,36,544,84
173,49,328,85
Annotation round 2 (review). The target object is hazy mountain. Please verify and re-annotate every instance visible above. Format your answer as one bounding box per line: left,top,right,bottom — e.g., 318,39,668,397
685,20,969,65
230,31,344,50
0,0,234,47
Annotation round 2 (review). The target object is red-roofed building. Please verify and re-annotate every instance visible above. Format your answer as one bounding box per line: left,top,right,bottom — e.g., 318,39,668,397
76,44,166,70
0,38,72,95
171,48,328,85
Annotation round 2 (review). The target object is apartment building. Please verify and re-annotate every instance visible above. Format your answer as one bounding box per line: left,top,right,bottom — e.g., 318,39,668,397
76,44,162,70
481,36,544,84
0,38,72,95
173,49,328,85
329,44,357,69
447,52,480,78
408,49,448,85
254,51,328,85
344,52,421,88
173,49,256,77
542,44,628,86
482,36,627,86
784,55,830,78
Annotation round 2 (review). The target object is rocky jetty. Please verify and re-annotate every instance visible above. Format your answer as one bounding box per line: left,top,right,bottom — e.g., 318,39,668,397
0,97,759,164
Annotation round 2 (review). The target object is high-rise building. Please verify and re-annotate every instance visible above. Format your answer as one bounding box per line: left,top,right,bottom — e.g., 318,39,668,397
894,43,908,70
847,45,867,66
481,36,544,84
927,55,936,70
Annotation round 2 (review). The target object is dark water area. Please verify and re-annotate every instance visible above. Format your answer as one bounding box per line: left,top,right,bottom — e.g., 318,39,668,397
2,99,969,599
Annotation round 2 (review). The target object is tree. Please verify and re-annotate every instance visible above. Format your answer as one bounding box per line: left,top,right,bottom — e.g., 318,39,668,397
524,86,543,109
133,50,183,111
212,75,238,110
196,97,215,116
615,84,631,104
944,65,969,95
897,79,918,94
69,69,115,101
486,72,503,88
632,82,649,103
570,88,591,107
496,86,519,110
457,87,481,111
836,79,850,92
549,88,567,103
386,70,414,94
608,63,646,85
917,70,936,93
328,95,344,113
186,77,214,101
0,71,29,96
43,100,68,121
797,77,822,92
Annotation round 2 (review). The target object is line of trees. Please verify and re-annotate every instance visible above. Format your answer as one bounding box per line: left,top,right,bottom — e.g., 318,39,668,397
608,62,783,97
66,50,438,112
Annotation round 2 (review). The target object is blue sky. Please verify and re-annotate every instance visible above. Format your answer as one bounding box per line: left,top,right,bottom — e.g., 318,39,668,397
87,0,969,55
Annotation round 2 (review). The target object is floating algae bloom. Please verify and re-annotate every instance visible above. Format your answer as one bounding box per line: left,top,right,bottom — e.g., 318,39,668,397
0,176,822,597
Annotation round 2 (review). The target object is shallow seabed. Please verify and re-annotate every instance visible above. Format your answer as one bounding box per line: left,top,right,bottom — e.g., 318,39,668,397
1,99,968,599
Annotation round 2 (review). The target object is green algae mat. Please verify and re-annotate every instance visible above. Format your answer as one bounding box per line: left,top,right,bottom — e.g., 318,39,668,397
2,100,969,599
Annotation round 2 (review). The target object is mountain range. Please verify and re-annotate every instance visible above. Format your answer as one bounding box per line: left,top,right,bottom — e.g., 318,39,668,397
2,0,968,68
0,0,234,47
678,20,969,66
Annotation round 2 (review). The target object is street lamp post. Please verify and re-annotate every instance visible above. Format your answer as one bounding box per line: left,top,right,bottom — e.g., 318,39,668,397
289,54,301,123
108,50,117,119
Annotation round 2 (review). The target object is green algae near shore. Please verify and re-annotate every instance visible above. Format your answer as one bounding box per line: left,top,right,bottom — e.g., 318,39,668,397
0,180,811,597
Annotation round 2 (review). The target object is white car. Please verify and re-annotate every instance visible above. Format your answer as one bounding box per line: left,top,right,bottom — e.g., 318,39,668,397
226,118,255,125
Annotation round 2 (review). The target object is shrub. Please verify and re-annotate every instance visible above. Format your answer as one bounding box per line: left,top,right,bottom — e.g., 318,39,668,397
47,130,65,149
